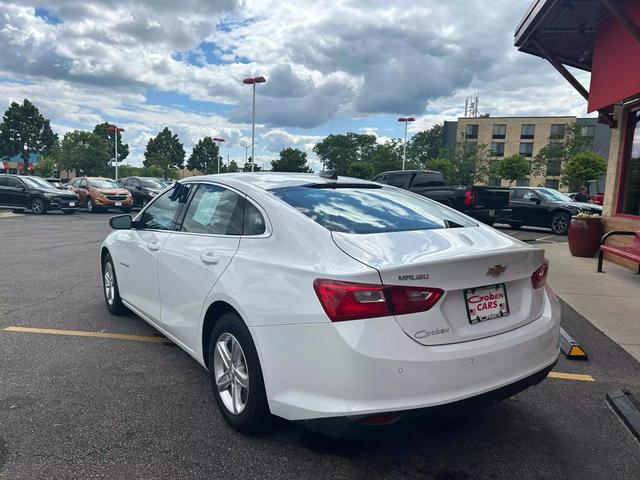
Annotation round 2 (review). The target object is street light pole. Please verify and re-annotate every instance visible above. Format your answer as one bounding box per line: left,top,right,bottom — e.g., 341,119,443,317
397,117,415,171
213,137,225,174
242,76,266,172
106,125,125,181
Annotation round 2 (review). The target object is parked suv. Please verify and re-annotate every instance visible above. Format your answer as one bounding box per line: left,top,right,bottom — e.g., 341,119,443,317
68,177,133,213
508,187,602,235
0,174,79,214
120,176,168,208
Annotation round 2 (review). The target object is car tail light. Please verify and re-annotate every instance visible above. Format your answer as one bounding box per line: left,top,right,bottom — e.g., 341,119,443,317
313,279,443,322
531,260,549,289
463,189,476,206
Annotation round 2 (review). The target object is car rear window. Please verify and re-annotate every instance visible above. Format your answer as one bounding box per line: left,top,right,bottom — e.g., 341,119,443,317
270,185,477,234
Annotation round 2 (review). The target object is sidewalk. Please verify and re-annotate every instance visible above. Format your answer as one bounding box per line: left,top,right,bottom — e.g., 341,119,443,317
544,242,640,362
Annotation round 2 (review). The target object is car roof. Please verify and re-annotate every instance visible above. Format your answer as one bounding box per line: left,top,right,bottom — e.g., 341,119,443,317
180,172,376,191
374,170,439,175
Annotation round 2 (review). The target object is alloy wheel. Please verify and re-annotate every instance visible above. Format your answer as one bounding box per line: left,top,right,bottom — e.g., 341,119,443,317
31,198,44,214
213,333,249,415
551,214,568,234
87,199,93,212
104,262,115,305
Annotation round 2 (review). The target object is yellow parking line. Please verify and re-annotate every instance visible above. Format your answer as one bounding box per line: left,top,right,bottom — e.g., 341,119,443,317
2,326,171,343
548,371,595,382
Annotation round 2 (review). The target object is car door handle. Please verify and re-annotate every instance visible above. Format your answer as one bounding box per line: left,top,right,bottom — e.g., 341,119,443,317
200,252,219,265
146,242,161,252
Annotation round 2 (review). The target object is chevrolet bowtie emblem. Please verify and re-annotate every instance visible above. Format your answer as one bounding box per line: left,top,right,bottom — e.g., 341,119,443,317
486,264,506,277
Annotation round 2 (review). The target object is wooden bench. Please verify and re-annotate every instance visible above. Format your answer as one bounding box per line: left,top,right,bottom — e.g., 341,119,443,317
597,230,640,273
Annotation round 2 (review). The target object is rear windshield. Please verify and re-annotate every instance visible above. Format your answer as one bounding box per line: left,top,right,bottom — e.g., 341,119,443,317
271,185,477,234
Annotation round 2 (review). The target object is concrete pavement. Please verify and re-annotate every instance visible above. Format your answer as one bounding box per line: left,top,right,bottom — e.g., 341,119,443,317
545,241,640,362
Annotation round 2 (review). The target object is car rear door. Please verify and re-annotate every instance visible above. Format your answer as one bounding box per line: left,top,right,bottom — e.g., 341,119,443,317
156,182,244,349
0,176,28,207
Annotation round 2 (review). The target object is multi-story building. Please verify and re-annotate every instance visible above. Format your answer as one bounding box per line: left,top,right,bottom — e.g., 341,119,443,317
442,116,612,190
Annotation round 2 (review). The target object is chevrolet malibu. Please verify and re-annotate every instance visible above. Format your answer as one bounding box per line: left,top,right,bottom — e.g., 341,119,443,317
100,173,560,434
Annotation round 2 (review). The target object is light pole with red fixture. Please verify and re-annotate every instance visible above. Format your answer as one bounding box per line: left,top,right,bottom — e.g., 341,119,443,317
398,117,415,171
212,137,225,173
242,76,266,172
106,125,125,181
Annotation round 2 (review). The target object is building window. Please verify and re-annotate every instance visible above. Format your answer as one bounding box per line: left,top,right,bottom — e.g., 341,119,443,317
619,111,640,216
545,179,560,189
519,142,534,157
492,124,506,139
521,124,535,139
547,159,561,176
516,178,530,187
550,124,566,140
581,125,595,137
465,124,479,139
491,142,505,157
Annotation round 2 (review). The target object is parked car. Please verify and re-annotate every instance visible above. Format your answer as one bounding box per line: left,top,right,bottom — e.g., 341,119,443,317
68,177,133,213
120,176,169,208
0,174,79,214
508,187,602,235
101,172,560,434
372,170,511,225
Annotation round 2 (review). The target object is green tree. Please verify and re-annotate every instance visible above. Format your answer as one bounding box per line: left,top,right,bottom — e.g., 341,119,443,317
367,140,404,175
57,130,112,176
532,122,593,177
242,157,261,172
93,122,129,165
227,159,239,173
34,155,59,177
407,124,443,167
440,140,490,185
186,136,219,174
144,127,185,177
493,154,531,186
271,147,312,172
313,133,377,176
561,151,607,191
0,99,57,172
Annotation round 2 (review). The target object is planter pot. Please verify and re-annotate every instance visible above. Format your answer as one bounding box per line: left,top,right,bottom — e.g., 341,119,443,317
568,217,604,257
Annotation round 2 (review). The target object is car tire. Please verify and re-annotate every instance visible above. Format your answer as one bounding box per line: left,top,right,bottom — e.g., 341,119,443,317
102,253,127,315
30,197,47,215
63,210,76,214
209,312,274,434
550,212,571,235
508,222,523,230
87,199,102,213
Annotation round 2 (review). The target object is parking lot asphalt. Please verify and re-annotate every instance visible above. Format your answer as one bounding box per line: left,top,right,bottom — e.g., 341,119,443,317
1,211,639,480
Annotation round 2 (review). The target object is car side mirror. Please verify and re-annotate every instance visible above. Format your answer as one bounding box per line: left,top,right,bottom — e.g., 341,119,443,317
529,197,539,203
110,214,133,230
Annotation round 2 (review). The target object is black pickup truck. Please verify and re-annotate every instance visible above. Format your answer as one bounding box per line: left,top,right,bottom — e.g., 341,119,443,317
372,170,511,224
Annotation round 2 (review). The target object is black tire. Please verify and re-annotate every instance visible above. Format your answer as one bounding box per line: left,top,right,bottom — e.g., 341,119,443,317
508,222,523,230
209,312,274,434
550,212,571,235
102,253,127,315
63,210,76,214
30,197,47,215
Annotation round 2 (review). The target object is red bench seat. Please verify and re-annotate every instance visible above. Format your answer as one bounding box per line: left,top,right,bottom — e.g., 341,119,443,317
597,231,640,273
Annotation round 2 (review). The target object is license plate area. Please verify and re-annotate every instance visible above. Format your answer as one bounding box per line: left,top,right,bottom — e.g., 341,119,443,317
115,202,122,206
464,283,509,324
69,202,75,207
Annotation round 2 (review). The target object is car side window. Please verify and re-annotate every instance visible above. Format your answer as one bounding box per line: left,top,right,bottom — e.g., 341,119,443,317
121,178,130,187
6,177,23,189
138,185,190,230
79,179,88,189
522,191,537,201
132,178,141,188
243,200,266,235
373,175,388,184
181,184,244,235
387,174,406,188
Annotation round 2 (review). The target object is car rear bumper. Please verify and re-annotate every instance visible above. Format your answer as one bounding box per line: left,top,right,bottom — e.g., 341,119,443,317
250,286,560,422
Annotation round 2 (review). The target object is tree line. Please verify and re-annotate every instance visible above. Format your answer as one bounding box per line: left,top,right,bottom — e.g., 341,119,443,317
0,99,607,189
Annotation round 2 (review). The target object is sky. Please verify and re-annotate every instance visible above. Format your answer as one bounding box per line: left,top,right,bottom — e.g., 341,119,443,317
0,0,594,171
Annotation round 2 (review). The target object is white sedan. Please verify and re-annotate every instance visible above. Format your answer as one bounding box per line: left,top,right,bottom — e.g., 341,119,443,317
101,172,560,434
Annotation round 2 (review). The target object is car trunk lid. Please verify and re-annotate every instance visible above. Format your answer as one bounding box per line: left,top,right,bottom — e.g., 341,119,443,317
332,227,546,346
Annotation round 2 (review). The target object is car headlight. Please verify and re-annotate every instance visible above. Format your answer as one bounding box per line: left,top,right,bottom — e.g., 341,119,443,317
149,191,157,197
43,192,58,199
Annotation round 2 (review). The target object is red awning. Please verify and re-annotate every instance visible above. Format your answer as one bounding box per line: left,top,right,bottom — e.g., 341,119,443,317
588,1,640,112
1,160,8,169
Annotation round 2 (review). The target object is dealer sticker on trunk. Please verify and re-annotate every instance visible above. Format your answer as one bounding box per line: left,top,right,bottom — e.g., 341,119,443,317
464,283,509,324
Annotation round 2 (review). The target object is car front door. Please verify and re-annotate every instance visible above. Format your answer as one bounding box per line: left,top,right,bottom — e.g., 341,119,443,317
156,182,245,349
130,178,143,206
114,185,191,322
73,178,89,205
511,189,546,226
